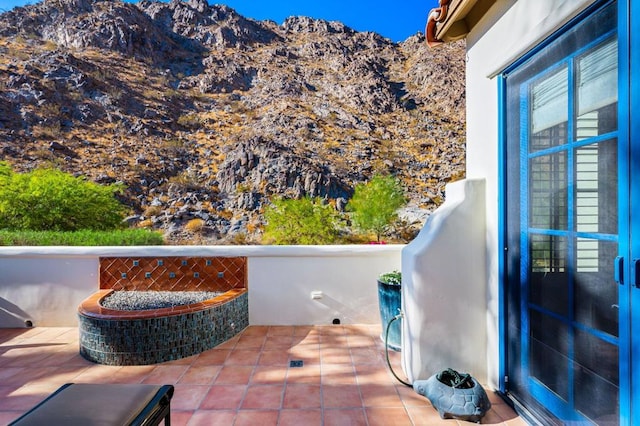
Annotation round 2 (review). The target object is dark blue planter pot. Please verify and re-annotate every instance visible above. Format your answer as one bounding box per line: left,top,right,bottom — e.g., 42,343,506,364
377,280,401,351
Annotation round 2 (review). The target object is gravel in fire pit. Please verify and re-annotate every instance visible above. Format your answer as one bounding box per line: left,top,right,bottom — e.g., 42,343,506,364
101,291,223,311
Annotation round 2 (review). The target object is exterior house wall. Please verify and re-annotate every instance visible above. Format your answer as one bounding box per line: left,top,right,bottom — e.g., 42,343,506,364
0,245,402,327
463,0,594,388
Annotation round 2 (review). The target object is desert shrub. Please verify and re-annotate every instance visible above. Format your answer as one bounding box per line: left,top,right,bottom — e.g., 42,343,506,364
143,205,163,217
263,196,340,245
348,174,406,242
177,113,202,128
230,232,249,245
138,219,154,228
236,182,252,193
42,40,58,51
185,218,205,233
167,170,201,191
0,161,127,231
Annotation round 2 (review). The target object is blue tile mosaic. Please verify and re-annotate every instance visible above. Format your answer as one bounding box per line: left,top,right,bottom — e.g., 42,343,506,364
78,292,249,366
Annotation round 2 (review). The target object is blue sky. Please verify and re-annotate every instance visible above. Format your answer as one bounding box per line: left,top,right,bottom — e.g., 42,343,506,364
0,0,439,42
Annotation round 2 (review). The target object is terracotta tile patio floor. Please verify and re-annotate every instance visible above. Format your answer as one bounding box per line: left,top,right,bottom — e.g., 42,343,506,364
0,325,526,425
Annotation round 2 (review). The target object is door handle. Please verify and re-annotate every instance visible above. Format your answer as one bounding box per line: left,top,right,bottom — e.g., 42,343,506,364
632,259,640,288
615,256,624,285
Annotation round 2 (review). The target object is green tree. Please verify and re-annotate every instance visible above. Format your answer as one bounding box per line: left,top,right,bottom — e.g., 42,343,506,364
348,175,406,242
263,196,340,244
0,162,127,231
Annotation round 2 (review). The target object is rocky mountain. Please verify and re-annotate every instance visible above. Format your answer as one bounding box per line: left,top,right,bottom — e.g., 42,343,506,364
0,0,466,244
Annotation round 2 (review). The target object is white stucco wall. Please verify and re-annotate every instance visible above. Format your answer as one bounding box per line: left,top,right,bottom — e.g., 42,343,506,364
0,256,99,327
401,179,487,383
248,246,402,325
0,245,402,327
463,0,595,389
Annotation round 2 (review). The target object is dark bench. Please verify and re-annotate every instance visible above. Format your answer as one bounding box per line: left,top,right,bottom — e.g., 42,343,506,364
9,383,174,426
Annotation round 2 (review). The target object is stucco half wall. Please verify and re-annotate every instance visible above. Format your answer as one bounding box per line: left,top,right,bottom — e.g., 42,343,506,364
0,245,402,327
401,178,487,384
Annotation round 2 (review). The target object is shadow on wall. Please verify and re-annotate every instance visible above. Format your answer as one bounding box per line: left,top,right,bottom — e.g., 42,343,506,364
311,292,378,325
0,298,33,328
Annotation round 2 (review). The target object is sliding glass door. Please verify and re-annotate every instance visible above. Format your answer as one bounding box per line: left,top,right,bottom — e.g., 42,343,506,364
500,1,637,423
